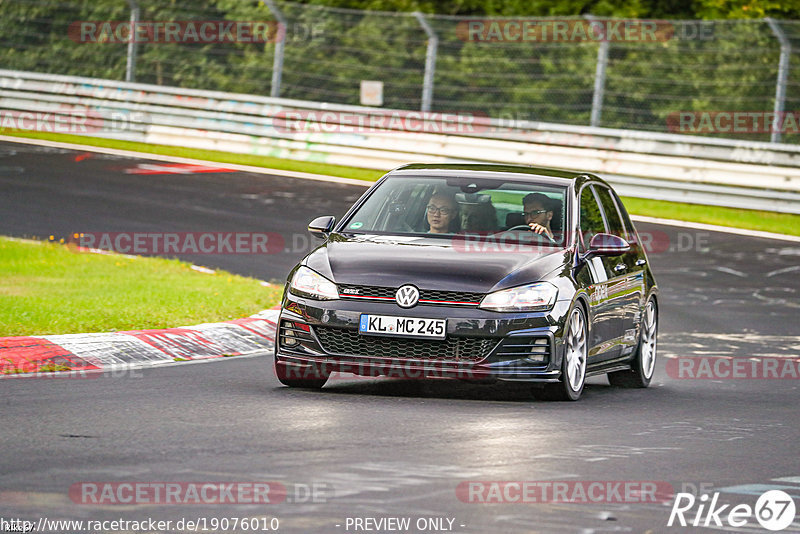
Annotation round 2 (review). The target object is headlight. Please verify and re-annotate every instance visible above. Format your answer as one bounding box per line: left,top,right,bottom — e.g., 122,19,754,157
289,266,339,300
479,282,558,312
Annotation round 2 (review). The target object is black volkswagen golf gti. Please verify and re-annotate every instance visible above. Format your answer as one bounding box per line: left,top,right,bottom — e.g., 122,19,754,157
275,163,658,401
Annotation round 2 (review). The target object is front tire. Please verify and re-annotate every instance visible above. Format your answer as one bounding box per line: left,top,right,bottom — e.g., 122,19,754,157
274,357,330,389
534,305,587,401
608,298,657,388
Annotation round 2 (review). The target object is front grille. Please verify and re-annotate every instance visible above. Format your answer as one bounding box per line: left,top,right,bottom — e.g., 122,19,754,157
339,285,395,299
338,284,483,306
420,289,483,305
314,326,497,363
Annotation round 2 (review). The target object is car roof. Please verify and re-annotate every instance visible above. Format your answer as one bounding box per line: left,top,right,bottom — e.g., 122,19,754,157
387,163,606,189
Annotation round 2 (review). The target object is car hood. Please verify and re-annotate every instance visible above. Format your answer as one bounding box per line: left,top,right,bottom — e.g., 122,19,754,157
303,233,570,294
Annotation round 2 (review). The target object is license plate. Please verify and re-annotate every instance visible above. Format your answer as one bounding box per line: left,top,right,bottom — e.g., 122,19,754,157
359,314,446,340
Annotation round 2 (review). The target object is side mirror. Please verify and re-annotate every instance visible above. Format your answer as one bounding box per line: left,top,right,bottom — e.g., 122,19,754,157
308,216,335,238
587,233,630,256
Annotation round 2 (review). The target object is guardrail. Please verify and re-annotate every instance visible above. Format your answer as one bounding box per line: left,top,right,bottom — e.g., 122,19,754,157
1,69,799,214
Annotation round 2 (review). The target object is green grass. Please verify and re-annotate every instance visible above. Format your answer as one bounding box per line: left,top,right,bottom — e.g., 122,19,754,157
621,197,800,236
0,237,282,336
2,129,798,237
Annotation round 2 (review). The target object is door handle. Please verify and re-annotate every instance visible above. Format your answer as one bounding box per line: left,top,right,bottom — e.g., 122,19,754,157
635,259,647,266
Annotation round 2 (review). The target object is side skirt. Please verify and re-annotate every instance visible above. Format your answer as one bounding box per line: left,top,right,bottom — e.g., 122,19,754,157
586,357,633,378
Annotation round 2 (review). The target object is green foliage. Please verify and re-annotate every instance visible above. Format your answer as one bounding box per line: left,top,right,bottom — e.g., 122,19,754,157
693,0,800,20
0,0,129,79
279,0,800,18
0,0,797,141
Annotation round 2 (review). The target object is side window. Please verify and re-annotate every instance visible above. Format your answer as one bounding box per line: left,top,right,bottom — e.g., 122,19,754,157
579,185,606,249
611,190,639,244
594,186,626,237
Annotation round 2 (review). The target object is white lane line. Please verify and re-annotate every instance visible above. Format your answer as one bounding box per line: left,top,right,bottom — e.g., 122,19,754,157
190,265,216,274
767,265,800,277
716,483,800,498
713,266,747,277
631,215,800,242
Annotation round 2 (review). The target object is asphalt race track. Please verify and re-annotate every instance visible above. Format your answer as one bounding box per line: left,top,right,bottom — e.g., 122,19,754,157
1,140,799,533
0,142,365,283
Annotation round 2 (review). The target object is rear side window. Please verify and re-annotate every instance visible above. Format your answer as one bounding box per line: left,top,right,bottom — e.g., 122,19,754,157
579,186,606,249
594,186,626,237
612,190,639,243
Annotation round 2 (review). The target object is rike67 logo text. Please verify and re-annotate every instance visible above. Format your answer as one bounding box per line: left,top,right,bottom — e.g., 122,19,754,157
668,490,796,531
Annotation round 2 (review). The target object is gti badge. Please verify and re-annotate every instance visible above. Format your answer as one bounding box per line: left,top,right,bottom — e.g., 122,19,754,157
395,285,420,308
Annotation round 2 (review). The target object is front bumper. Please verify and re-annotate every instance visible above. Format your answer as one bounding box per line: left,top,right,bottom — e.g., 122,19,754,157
275,292,571,382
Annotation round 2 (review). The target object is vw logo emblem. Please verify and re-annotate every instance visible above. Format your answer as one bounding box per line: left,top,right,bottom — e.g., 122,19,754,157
395,285,420,308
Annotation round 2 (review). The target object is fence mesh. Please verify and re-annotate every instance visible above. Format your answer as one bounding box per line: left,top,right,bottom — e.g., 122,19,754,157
0,0,798,143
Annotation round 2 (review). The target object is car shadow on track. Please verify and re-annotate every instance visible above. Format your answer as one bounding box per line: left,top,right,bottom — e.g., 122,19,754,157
273,376,670,404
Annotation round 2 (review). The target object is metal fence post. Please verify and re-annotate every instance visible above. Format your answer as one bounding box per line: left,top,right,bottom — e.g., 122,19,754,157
766,18,791,144
413,12,437,112
263,0,286,98
125,0,139,82
585,15,608,128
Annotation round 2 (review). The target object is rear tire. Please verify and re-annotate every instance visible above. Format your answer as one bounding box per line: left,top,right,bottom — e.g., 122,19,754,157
608,298,657,388
534,305,587,401
274,357,330,389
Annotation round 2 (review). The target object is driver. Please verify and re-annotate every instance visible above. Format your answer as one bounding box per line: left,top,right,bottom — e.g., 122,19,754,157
523,193,556,241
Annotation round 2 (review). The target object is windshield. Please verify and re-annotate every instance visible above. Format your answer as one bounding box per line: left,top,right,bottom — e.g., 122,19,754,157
340,176,568,246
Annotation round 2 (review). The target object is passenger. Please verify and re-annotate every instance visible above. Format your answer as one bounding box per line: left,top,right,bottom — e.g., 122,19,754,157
523,192,557,240
426,191,460,234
